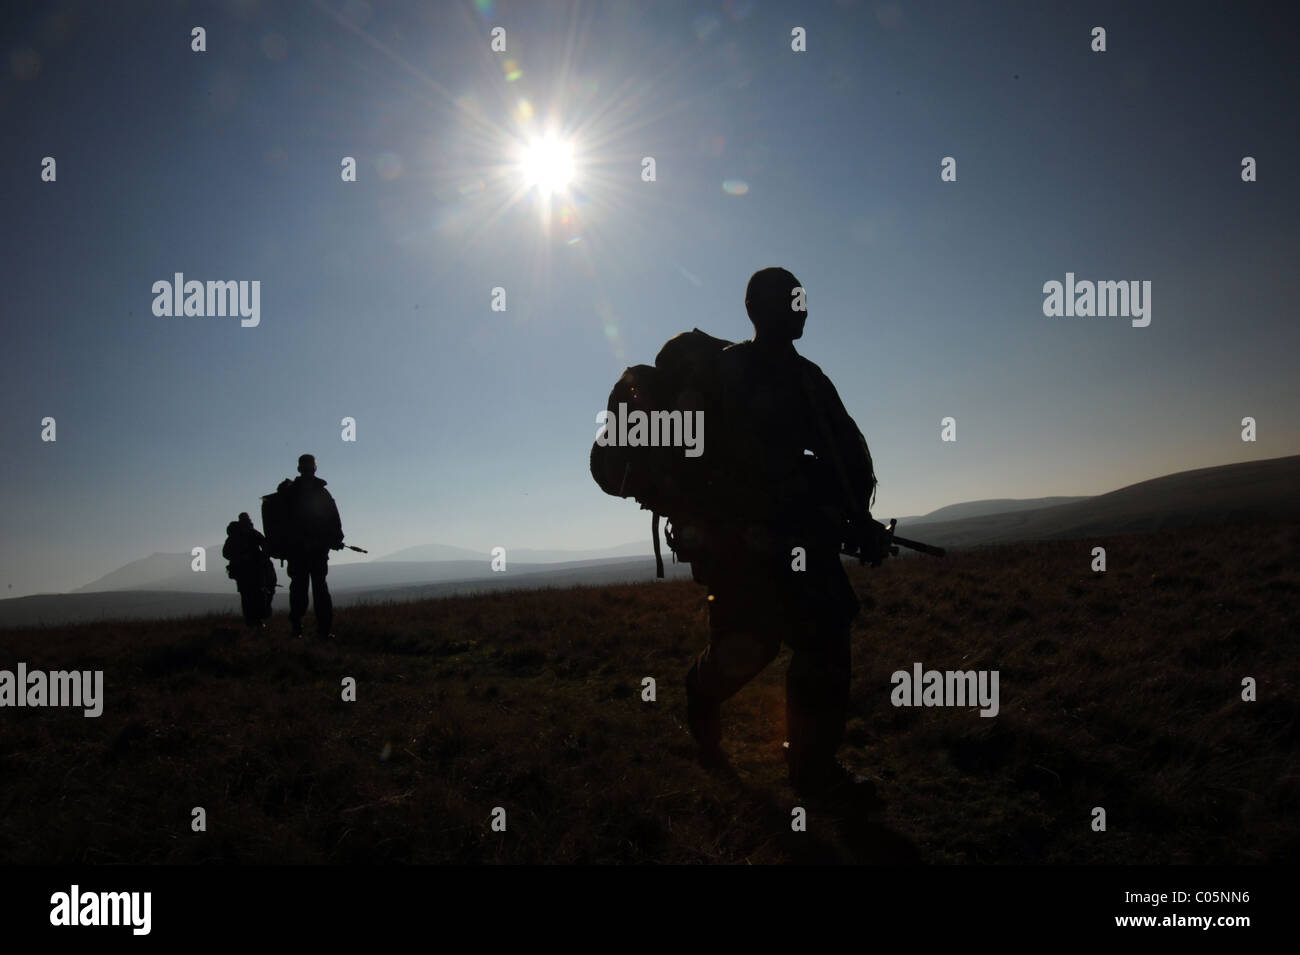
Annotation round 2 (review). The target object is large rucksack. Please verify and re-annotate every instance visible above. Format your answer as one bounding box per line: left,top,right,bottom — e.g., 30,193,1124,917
590,328,732,576
260,479,296,561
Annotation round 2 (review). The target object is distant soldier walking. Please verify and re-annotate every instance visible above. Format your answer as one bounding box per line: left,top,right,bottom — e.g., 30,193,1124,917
684,267,892,803
281,454,345,640
222,512,275,630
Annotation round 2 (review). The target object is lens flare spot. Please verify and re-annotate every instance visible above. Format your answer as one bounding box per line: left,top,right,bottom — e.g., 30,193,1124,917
722,178,749,195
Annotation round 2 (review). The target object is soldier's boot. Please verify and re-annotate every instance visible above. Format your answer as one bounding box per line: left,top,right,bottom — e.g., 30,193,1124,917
684,668,723,764
784,615,882,807
315,615,334,640
785,741,883,809
786,677,882,810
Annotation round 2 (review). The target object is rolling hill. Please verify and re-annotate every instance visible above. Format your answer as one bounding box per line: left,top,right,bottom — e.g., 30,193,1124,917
898,455,1300,549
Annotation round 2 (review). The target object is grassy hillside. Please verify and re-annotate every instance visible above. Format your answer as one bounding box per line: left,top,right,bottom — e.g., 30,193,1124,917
1,521,1296,864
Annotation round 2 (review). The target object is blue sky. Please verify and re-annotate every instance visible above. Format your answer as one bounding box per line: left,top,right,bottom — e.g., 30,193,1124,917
2,0,1297,597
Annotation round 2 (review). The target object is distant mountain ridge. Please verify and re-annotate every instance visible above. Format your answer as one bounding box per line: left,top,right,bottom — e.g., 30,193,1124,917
74,546,228,594
895,496,1092,526
906,454,1300,549
74,542,656,594
374,541,652,563
3,557,693,629
28,454,1297,629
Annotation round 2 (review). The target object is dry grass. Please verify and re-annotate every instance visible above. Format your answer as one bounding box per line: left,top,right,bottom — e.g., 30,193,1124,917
1,522,1296,864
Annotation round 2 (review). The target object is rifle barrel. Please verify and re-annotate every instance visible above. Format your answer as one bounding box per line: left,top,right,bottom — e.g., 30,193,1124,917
892,535,945,558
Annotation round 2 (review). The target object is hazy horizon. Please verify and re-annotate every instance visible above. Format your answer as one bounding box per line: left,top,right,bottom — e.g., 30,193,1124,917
4,0,1298,598
22,452,1300,599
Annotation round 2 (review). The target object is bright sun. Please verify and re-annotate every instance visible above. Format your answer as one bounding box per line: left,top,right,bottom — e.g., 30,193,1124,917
519,134,575,194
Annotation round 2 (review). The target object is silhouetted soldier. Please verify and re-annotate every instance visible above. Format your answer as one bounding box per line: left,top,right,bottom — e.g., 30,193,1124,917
283,454,345,639
223,512,274,630
684,267,891,803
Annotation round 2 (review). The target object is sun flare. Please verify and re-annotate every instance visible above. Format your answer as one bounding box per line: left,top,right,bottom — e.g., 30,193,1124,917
518,133,575,195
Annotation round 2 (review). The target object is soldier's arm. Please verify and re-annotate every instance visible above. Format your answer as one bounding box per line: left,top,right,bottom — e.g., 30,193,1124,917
813,368,877,514
328,494,344,548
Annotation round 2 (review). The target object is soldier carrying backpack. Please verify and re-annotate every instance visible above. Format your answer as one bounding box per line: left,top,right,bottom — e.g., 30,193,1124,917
592,267,893,806
262,454,345,640
222,512,275,630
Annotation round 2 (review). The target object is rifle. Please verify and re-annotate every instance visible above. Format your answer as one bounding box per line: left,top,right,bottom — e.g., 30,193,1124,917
271,543,367,569
843,516,945,567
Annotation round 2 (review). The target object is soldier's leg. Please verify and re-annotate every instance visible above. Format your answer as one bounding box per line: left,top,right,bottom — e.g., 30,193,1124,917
685,581,783,750
237,579,260,628
287,556,308,635
311,551,333,636
261,561,276,621
785,614,852,778
785,558,857,782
